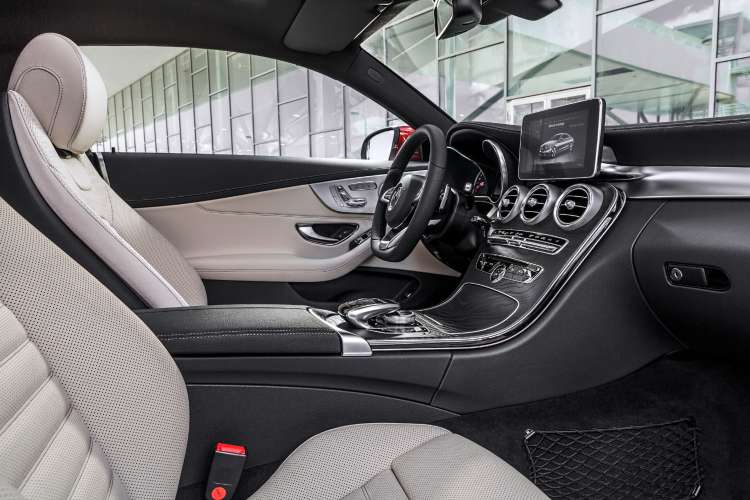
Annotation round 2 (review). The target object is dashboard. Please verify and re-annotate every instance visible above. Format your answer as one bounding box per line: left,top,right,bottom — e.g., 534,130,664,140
365,100,625,348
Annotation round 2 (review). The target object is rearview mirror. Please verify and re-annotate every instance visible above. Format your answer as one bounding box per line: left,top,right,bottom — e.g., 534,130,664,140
434,0,482,40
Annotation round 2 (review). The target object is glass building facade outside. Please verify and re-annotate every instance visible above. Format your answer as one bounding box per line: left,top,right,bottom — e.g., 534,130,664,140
95,0,750,157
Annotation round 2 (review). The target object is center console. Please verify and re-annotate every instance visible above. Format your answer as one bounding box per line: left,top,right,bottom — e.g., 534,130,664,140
312,180,624,350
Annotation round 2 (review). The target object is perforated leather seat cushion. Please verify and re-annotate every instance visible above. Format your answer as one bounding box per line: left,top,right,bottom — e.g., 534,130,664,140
249,423,549,500
0,196,188,499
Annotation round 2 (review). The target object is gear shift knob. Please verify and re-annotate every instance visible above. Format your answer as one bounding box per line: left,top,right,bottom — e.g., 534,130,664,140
338,298,401,329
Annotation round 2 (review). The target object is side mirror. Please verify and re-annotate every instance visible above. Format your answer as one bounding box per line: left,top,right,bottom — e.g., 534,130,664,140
361,127,399,161
361,126,424,161
434,0,482,40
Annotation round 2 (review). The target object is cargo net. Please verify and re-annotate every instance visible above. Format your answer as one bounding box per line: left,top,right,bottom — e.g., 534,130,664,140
524,418,702,499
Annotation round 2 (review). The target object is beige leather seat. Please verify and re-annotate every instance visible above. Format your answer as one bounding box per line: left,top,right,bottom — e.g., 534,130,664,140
0,33,549,500
8,33,206,308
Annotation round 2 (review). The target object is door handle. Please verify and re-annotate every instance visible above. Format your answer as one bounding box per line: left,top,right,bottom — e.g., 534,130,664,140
296,223,358,245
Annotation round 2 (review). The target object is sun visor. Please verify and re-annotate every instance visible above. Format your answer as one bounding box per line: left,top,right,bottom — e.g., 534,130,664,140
284,0,390,55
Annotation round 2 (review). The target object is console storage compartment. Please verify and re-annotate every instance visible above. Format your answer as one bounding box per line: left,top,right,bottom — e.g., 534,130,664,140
136,304,341,355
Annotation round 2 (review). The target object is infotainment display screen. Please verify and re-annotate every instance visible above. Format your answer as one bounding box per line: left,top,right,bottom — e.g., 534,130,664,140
518,98,605,181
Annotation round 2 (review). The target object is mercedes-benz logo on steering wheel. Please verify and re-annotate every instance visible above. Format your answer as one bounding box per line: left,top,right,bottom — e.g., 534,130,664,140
387,184,403,212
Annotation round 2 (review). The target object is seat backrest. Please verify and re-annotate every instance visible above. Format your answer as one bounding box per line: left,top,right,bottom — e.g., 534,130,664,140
0,193,189,498
7,33,207,308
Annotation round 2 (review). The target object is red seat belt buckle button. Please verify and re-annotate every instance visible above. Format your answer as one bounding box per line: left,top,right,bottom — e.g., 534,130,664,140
204,442,246,500
210,486,227,500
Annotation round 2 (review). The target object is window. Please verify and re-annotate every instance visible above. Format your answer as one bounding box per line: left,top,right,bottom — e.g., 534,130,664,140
596,0,713,125
84,47,388,158
366,0,508,122
362,0,750,127
716,57,750,116
508,0,593,98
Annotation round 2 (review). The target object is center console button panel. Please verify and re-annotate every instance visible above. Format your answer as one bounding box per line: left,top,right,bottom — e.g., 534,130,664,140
487,228,568,255
476,253,543,283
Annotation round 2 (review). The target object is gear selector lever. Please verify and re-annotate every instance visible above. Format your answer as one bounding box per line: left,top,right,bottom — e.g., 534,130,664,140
338,298,401,329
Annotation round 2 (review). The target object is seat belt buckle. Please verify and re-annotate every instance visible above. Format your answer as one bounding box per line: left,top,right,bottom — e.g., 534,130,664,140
205,442,246,500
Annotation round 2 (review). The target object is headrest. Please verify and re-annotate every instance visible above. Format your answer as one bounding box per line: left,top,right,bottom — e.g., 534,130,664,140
8,33,106,155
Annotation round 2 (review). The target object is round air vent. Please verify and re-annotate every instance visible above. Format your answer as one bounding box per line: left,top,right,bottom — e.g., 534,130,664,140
554,184,603,230
496,185,528,222
520,184,559,225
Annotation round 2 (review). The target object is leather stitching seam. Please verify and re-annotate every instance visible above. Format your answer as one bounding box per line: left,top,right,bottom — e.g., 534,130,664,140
12,66,64,135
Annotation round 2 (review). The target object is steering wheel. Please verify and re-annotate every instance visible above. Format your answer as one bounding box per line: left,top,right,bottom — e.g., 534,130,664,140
371,124,447,262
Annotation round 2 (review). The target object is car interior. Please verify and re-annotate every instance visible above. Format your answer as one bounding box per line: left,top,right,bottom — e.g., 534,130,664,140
0,0,749,499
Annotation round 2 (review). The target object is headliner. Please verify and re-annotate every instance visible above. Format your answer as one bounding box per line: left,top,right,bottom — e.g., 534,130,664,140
0,0,403,82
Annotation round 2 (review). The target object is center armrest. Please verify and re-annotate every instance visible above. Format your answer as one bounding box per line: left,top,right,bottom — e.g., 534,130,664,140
135,305,342,356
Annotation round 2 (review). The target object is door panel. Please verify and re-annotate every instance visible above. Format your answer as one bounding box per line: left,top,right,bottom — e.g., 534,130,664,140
103,152,460,306
137,183,458,282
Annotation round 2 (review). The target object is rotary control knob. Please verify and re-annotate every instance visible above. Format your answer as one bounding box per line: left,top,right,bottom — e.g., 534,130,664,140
383,310,417,326
490,263,507,283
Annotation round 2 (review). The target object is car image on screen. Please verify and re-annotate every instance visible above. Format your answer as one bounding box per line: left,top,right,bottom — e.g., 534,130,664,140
539,132,575,159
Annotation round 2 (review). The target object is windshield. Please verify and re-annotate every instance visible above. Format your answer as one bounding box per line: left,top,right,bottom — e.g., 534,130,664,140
365,0,747,127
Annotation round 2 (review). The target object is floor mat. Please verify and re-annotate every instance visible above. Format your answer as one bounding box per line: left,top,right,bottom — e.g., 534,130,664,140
439,355,750,499
524,418,701,499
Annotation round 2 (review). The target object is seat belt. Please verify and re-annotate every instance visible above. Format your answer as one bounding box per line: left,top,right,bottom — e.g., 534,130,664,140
86,150,111,185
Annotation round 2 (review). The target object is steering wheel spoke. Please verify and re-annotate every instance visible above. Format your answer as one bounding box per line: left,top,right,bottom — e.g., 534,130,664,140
379,226,406,250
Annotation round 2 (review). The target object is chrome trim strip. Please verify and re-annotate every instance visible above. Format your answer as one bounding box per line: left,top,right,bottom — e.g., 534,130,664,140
482,139,509,196
308,308,372,357
368,187,626,350
602,164,750,199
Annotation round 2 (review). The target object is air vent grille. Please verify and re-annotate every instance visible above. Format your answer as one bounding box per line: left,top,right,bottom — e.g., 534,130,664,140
556,187,590,225
521,185,550,222
498,186,520,220
554,184,603,230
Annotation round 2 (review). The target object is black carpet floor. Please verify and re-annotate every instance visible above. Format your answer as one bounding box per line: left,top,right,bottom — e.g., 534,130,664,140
180,354,750,499
439,353,750,500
